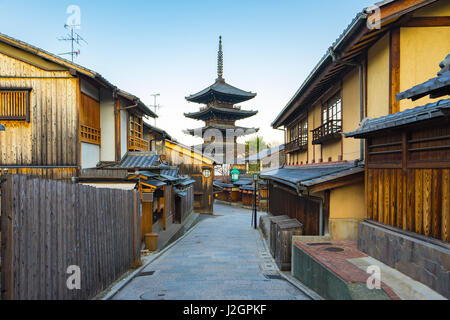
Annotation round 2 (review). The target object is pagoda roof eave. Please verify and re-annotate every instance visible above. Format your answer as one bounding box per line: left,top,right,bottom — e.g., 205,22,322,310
184,106,258,121
186,79,257,104
184,125,259,137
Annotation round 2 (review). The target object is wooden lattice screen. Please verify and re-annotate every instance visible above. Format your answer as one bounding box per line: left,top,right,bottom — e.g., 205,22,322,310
0,89,30,121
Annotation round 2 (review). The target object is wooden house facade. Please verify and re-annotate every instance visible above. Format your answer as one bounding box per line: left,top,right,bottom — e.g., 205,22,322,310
345,55,450,298
164,140,217,214
0,32,157,180
265,0,450,241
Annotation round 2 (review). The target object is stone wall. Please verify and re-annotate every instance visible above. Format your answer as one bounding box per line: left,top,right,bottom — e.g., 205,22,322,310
358,221,450,299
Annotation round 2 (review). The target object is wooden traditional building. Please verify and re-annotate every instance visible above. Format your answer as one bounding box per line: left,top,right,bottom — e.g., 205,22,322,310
345,55,449,298
144,122,172,155
0,32,157,179
164,139,218,214
184,37,258,165
263,0,450,240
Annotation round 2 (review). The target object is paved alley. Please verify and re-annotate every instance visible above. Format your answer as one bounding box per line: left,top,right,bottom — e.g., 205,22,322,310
112,203,310,300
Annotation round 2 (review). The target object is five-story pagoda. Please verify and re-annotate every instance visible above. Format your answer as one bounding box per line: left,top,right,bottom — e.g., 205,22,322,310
185,37,258,164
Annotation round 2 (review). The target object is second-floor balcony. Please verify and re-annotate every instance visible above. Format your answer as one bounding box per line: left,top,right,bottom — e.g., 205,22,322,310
285,136,308,153
128,136,150,152
312,120,342,145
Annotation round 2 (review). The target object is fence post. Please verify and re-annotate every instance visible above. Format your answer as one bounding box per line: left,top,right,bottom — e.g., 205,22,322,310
1,175,14,300
132,191,142,269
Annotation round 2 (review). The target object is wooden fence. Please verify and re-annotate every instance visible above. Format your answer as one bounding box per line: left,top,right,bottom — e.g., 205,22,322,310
1,175,141,300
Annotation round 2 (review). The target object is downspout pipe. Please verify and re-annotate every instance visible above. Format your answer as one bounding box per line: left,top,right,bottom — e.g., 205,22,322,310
329,47,365,161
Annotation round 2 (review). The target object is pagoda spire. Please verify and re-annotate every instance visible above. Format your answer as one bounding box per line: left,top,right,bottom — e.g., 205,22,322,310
217,36,224,80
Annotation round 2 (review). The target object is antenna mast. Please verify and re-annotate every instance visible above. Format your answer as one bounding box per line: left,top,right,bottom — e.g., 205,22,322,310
58,24,87,62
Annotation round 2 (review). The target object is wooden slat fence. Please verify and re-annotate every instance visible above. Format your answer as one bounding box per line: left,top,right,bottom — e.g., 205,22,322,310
1,175,141,300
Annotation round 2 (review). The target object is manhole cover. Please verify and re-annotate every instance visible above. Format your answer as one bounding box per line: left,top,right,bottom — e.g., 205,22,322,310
325,247,345,252
307,242,333,246
137,271,155,277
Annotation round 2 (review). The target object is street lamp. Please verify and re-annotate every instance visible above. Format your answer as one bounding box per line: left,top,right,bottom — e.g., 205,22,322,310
253,173,259,229
230,167,240,183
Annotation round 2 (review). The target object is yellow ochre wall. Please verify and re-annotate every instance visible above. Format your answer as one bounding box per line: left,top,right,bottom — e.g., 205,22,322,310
329,182,365,240
341,68,362,161
399,26,450,111
367,33,390,119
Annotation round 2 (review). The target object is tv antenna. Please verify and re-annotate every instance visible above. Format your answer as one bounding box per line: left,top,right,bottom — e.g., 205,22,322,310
58,24,87,62
150,93,163,126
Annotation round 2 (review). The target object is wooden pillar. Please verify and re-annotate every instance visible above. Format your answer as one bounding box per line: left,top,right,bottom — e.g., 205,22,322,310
115,99,122,162
389,28,400,114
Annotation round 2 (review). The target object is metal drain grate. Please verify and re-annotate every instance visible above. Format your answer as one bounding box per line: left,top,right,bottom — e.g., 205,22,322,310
264,274,284,280
325,247,345,253
138,271,156,277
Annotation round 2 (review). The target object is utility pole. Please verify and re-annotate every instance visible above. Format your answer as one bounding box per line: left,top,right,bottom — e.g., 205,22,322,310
150,93,161,127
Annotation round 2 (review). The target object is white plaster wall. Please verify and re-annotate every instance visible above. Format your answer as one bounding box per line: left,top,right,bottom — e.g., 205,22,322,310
100,88,115,162
80,79,100,101
81,142,100,169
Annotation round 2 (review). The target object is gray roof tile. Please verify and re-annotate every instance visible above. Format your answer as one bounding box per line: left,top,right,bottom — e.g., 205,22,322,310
346,99,450,138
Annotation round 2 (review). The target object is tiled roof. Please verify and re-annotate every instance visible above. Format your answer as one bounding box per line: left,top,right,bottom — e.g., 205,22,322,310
185,124,259,136
260,163,359,189
346,99,450,138
186,78,256,104
184,105,258,120
113,152,161,169
396,72,450,101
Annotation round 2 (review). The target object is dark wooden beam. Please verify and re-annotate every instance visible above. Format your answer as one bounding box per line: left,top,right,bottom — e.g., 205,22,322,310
402,16,450,27
308,171,364,194
390,28,401,114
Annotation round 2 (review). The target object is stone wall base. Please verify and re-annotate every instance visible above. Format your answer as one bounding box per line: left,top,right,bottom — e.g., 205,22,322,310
358,221,450,299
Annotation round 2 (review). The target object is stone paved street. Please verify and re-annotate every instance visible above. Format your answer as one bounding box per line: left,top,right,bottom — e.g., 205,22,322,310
113,203,310,300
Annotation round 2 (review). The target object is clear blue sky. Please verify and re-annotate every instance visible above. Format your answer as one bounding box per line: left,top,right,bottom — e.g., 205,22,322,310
0,0,374,146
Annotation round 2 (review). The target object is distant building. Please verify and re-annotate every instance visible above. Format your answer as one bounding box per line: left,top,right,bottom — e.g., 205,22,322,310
245,145,285,173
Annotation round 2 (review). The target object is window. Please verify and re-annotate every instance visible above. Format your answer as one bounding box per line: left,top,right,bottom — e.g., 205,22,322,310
298,118,308,146
285,117,308,153
289,124,297,143
129,113,143,140
322,93,342,124
0,89,31,122
128,112,149,152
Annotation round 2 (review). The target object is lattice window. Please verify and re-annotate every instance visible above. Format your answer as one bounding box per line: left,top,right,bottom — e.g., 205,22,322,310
128,113,149,152
0,89,31,121
80,125,101,146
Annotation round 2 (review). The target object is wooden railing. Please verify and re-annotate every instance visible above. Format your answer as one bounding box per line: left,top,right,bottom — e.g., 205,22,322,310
285,136,308,153
80,125,101,146
312,120,342,145
128,136,149,152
